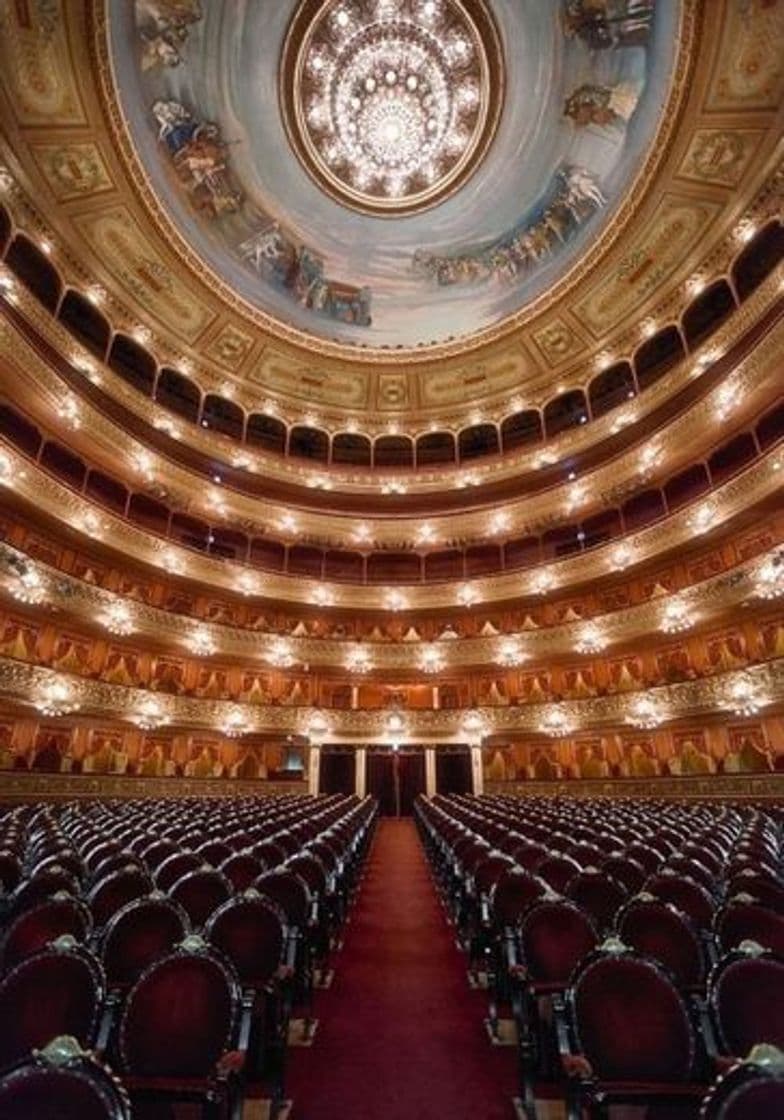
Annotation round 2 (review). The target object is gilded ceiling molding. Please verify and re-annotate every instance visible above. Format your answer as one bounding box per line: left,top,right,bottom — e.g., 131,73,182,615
0,438,780,610
1,539,780,671
0,655,780,741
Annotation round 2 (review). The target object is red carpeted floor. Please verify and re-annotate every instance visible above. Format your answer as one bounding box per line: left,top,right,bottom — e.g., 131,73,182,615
288,818,517,1119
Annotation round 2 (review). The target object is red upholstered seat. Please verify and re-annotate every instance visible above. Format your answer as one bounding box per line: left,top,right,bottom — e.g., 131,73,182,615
170,867,232,929
618,895,707,990
701,1046,784,1120
0,895,92,973
489,867,547,929
708,947,784,1059
286,853,329,898
645,871,715,931
557,944,706,1114
537,854,582,895
117,936,247,1116
716,900,784,956
206,893,287,990
87,866,153,928
252,840,288,869
9,866,81,916
565,869,627,936
100,894,189,989
154,850,201,892
220,852,265,893
138,838,178,871
510,841,548,873
600,855,647,895
0,1035,131,1120
0,850,21,892
0,938,105,1071
519,899,597,990
253,869,311,931
195,839,233,867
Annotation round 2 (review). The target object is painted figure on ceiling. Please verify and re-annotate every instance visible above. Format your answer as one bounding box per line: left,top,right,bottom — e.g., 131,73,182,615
137,1,202,70
564,82,641,128
562,0,655,50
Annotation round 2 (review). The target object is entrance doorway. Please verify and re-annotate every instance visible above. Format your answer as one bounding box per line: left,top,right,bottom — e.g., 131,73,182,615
366,749,426,817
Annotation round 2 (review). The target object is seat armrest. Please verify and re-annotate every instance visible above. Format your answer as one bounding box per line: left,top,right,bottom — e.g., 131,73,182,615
95,989,121,1055
553,995,594,1082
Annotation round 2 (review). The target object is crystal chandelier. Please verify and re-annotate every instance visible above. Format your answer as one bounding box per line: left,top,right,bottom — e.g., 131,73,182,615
540,706,574,739
100,599,135,636
498,638,526,667
282,0,502,214
575,623,607,655
11,566,46,604
419,644,444,674
725,673,765,718
346,645,372,673
461,707,488,746
660,598,693,634
626,695,665,730
186,628,217,657
220,707,251,739
754,552,783,600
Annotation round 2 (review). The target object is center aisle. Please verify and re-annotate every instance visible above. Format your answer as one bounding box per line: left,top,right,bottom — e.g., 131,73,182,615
288,818,516,1120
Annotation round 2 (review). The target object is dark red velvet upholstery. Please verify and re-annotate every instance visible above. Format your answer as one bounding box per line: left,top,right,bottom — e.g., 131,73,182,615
537,854,582,895
618,897,706,989
170,867,232,929
154,851,201,892
205,894,286,988
118,943,239,1078
0,941,104,1070
600,855,647,895
220,852,264,893
710,951,784,1057
286,854,328,897
701,1057,784,1120
646,872,715,930
571,951,695,1082
716,901,784,955
101,894,189,988
254,869,311,930
565,870,627,935
0,895,92,973
520,900,596,987
489,867,546,928
0,1040,131,1120
87,866,152,928
252,840,288,869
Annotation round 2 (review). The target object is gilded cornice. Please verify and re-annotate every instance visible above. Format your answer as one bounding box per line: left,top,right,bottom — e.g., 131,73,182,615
0,539,779,671
0,656,781,740
0,439,780,609
0,771,308,802
486,774,784,801
1,304,781,547
2,247,781,495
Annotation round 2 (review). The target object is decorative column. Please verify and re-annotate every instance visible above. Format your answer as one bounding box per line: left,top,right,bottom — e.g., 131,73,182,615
425,747,437,797
355,747,367,798
308,745,321,795
470,746,484,796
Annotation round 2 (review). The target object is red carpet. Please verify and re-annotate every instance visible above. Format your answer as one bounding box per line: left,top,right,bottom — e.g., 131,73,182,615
288,819,517,1119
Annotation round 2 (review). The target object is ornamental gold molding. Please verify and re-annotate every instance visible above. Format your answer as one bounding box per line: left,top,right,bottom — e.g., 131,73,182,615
487,774,784,801
0,539,779,671
0,438,780,609
1,300,782,547
0,771,308,803
0,655,781,740
2,249,781,495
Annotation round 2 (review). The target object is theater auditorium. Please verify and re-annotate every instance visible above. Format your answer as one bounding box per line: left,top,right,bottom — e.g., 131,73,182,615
0,0,782,1117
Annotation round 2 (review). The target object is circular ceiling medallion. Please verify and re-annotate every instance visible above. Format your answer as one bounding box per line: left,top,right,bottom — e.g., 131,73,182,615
280,0,504,216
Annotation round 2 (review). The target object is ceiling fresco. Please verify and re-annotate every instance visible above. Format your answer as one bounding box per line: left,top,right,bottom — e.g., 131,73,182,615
107,0,681,349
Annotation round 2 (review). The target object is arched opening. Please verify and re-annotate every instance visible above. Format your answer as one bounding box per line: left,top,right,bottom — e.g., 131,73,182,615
504,535,541,570
664,464,710,510
634,326,685,390
40,440,86,490
59,290,111,358
156,368,201,423
581,508,622,549
458,424,500,461
332,432,371,466
85,469,128,515
374,436,414,468
589,362,635,417
708,432,757,485
288,545,324,576
623,489,666,530
289,425,329,462
756,402,784,450
247,413,286,455
0,404,42,457
366,551,421,583
170,512,210,551
108,334,156,396
324,550,364,581
423,550,464,581
0,204,11,254
543,390,588,438
732,221,784,302
4,234,62,312
682,280,735,350
202,394,244,439
416,431,457,466
465,544,502,576
128,493,169,534
500,410,542,452
250,537,285,571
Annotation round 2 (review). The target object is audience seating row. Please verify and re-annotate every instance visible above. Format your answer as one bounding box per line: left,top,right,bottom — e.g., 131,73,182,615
0,792,377,1117
417,793,784,1119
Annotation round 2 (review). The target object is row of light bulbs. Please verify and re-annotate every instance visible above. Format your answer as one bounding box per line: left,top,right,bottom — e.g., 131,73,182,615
7,551,783,667
28,669,772,737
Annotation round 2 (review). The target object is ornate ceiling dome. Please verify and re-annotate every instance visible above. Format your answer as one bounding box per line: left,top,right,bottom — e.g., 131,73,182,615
105,0,684,350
